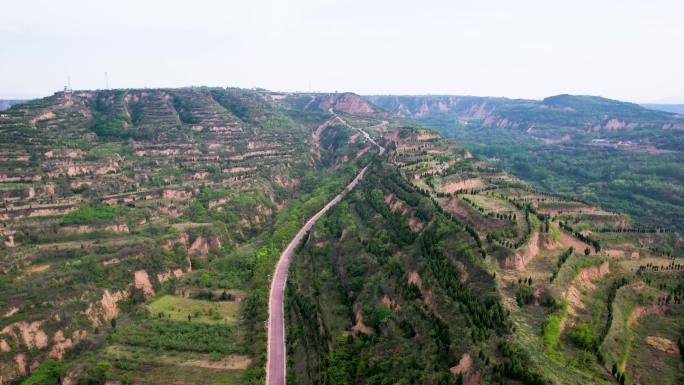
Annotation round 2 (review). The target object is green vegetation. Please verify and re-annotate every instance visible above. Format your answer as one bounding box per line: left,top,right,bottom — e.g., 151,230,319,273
20,360,65,385
569,322,600,351
516,283,535,306
440,127,684,231
3,89,682,385
542,301,568,351
146,295,240,324
61,204,130,225
112,319,239,354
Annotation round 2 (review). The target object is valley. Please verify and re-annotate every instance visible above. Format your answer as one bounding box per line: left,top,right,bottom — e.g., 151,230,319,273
0,89,682,385
368,94,684,231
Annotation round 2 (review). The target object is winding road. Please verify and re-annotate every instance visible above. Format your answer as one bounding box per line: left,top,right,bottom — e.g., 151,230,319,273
266,112,384,385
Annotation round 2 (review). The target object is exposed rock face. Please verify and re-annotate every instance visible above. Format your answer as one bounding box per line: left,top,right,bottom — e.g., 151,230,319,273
504,232,540,270
332,93,375,115
134,270,155,297
350,307,373,335
157,268,184,283
188,236,222,256
381,295,400,310
48,329,87,360
644,336,680,355
576,262,610,290
163,189,191,200
3,307,18,318
104,224,129,233
441,178,484,194
86,289,127,326
14,353,27,375
450,353,472,375
0,321,48,349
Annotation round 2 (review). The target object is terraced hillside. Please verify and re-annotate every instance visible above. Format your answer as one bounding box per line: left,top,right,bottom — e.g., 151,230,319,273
280,102,684,385
0,89,378,384
369,94,684,231
1,89,682,385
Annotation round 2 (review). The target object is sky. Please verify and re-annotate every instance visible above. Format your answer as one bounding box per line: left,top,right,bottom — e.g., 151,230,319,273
2,0,683,102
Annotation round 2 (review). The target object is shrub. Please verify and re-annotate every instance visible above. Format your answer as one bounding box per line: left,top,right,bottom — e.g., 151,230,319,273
516,284,535,306
20,360,65,385
61,204,128,225
569,322,599,351
542,301,568,350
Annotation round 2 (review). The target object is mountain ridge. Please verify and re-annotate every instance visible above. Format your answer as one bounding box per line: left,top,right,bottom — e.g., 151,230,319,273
1,87,682,385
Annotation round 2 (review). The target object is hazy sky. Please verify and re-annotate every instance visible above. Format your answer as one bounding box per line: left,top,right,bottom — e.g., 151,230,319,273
2,0,683,102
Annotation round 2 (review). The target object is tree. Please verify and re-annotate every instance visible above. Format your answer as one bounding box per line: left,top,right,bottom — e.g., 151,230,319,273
584,247,591,256
19,360,64,385
88,360,113,384
110,318,117,329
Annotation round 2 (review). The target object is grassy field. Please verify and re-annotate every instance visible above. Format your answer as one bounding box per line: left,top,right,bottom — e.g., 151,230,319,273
146,295,240,325
627,308,684,385
599,284,661,374
134,366,246,385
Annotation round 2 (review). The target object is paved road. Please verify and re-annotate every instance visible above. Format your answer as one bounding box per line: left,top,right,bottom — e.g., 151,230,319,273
266,112,384,385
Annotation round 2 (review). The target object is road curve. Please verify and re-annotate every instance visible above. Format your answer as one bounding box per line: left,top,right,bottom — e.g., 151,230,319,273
266,112,384,385
265,167,367,385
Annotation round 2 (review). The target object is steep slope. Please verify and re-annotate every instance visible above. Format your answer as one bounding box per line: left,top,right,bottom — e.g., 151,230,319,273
0,88,378,384
1,88,682,385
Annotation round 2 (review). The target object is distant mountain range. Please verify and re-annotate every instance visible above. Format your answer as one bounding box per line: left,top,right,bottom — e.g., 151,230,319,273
642,103,684,114
0,99,28,111
367,93,684,230
367,94,684,150
368,94,683,131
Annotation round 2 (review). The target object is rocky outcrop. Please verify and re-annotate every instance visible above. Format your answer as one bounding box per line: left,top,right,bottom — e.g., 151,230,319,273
48,329,87,359
0,321,48,350
85,289,127,326
188,236,222,256
157,268,184,283
331,93,375,115
134,270,155,297
504,232,540,270
576,262,610,290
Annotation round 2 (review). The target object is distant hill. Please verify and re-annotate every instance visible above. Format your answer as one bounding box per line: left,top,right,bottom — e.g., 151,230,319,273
2,87,682,385
642,103,684,114
368,93,684,131
367,93,684,229
367,94,684,152
0,99,28,111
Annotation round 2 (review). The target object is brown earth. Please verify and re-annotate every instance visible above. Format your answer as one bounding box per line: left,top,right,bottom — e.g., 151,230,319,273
134,270,155,297
576,262,609,290
628,305,664,327
644,336,680,355
504,232,540,270
0,321,48,349
351,308,373,335
441,178,484,194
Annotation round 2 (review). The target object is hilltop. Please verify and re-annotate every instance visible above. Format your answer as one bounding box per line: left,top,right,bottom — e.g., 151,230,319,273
0,88,682,385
